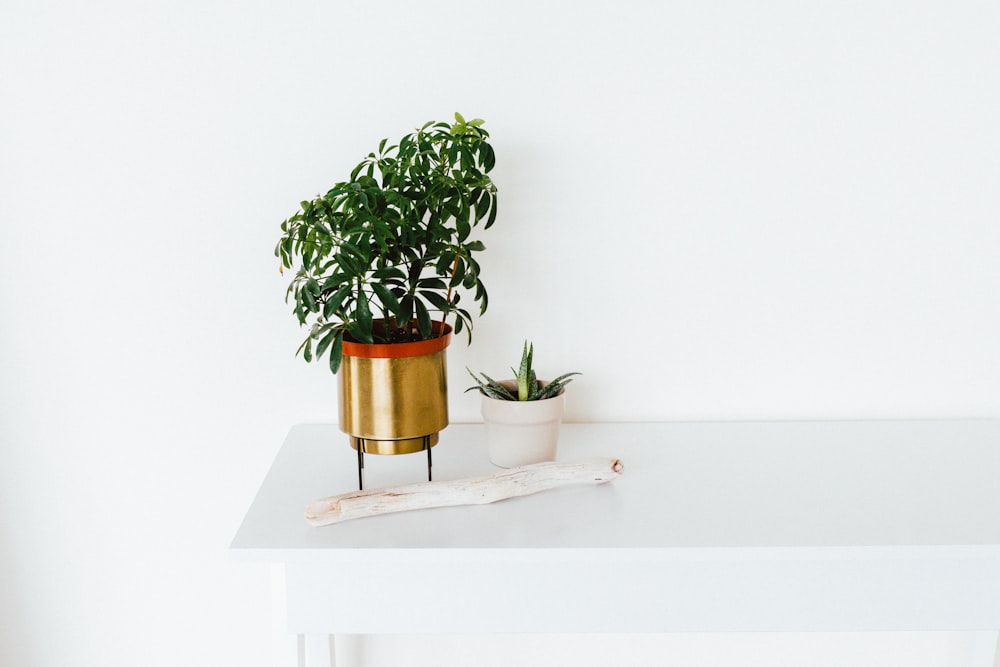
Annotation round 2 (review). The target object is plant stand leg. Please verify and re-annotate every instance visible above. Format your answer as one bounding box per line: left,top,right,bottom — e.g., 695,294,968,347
355,436,432,490
426,435,432,482
356,440,365,490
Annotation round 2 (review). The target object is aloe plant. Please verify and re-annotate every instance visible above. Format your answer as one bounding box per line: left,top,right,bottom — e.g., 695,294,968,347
466,342,579,401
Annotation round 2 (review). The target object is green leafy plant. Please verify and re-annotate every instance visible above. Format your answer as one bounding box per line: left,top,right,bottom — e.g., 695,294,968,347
276,113,498,374
466,342,580,401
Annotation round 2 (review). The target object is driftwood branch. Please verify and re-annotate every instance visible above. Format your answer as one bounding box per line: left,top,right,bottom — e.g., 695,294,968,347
305,457,624,527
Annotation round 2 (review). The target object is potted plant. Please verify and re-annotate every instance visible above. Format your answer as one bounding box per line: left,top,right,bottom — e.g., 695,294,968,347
466,342,579,468
276,113,498,463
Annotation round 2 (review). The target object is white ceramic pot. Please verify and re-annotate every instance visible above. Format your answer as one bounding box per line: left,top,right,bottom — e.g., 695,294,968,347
481,381,565,468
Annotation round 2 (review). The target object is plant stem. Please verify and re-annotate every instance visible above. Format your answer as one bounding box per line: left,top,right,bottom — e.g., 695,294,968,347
441,254,460,335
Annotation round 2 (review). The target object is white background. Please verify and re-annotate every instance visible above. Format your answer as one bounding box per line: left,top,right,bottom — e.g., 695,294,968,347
1,1,998,665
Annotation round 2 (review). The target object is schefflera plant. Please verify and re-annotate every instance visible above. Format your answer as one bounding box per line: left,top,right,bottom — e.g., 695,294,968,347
466,342,580,401
276,113,498,373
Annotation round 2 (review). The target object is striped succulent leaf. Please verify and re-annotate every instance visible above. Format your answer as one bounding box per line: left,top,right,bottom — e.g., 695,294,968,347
466,341,580,402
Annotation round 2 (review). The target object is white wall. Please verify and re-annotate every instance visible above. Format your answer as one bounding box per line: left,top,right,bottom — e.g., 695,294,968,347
1,1,997,666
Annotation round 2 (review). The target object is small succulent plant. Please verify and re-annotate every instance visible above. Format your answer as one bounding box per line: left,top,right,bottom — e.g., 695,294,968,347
466,341,579,401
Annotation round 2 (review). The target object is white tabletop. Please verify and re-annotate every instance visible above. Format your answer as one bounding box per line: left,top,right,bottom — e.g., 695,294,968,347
232,420,1000,553
231,420,1000,634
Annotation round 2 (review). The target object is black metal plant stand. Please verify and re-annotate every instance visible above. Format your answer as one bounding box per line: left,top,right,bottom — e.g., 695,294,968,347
355,436,433,490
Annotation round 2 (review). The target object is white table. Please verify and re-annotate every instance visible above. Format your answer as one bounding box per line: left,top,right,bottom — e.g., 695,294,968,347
230,420,1000,667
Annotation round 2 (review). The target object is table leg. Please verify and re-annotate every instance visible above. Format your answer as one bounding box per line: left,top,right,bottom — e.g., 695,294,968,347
304,635,334,667
270,565,301,667
970,631,1000,667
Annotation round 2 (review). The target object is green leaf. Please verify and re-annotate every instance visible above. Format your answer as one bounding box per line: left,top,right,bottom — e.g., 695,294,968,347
476,281,489,315
346,320,374,345
550,372,581,385
454,111,466,124
398,294,414,323
435,252,455,276
474,191,490,222
295,335,309,358
416,277,447,290
315,329,337,359
485,195,497,228
329,333,344,373
528,380,545,401
464,370,517,400
335,253,361,276
449,257,466,288
372,266,406,281
457,216,471,242
480,143,496,172
301,286,317,312
414,297,432,339
407,260,423,287
461,313,473,343
537,373,580,400
419,290,451,312
372,283,402,319
321,272,348,291
339,240,366,261
325,284,352,317
518,341,532,401
356,291,373,337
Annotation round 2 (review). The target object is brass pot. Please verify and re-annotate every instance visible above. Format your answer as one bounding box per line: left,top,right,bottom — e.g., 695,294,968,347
338,321,451,455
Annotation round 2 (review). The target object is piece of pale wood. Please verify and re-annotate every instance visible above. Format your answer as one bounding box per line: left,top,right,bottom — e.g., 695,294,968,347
305,457,624,527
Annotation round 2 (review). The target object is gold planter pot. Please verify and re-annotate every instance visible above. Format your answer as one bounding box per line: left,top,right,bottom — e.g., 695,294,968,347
338,322,451,455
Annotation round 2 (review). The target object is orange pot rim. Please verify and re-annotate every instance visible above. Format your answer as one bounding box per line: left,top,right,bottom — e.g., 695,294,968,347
342,323,453,359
